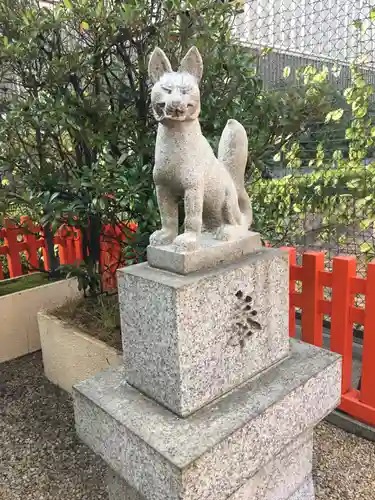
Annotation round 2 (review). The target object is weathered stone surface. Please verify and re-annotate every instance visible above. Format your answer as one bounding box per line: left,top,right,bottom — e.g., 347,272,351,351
147,231,262,274
148,47,252,252
118,247,289,416
108,470,145,500
289,476,315,499
73,340,341,500
107,431,313,500
230,431,312,500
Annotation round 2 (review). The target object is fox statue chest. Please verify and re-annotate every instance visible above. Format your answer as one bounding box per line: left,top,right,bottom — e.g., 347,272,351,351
153,122,214,193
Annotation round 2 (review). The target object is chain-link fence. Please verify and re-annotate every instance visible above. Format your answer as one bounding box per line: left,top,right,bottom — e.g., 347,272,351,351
234,0,375,276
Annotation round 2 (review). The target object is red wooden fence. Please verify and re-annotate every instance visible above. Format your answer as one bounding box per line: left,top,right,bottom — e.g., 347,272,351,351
284,247,375,428
0,217,84,279
1,221,375,428
0,217,132,289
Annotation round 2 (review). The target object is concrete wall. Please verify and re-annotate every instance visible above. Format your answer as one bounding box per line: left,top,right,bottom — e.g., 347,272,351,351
38,311,122,393
0,278,80,363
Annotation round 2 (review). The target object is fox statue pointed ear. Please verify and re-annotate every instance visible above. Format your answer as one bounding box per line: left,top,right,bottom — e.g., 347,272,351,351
148,47,173,84
178,46,203,82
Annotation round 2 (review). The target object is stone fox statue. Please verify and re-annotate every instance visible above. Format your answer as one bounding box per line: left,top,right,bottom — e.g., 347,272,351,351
148,46,252,251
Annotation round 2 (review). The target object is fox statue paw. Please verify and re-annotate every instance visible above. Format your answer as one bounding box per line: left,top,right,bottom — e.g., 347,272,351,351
216,222,249,241
149,229,177,246
173,232,199,251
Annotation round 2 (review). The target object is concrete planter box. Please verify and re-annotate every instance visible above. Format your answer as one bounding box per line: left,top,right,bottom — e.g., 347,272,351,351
0,277,81,364
38,311,122,393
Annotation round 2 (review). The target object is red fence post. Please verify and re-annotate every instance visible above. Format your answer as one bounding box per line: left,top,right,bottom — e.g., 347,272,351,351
100,225,111,292
20,216,39,272
65,226,76,264
4,219,23,278
330,256,356,394
281,246,296,337
100,224,122,292
301,252,324,346
56,226,69,265
359,261,375,407
41,226,51,272
74,229,84,262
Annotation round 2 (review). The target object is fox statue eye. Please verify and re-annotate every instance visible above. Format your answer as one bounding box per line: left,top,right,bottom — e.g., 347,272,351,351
161,86,172,94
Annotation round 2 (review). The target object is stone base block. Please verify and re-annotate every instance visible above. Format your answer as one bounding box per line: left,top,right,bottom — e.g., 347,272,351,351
289,476,315,499
117,248,290,416
147,231,262,275
107,470,142,500
107,429,313,500
73,340,341,500
107,476,315,500
108,476,314,500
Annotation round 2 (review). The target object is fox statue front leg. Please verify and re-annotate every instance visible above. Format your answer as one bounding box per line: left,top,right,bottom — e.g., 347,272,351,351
173,186,204,251
149,185,178,246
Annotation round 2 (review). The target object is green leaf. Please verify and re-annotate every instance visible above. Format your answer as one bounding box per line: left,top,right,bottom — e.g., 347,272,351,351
63,0,72,9
331,108,344,121
325,109,344,123
370,8,375,21
261,47,272,56
360,242,373,253
352,19,363,30
360,219,372,230
283,66,291,79
96,0,104,15
80,21,89,31
49,192,60,202
332,150,343,161
147,198,154,211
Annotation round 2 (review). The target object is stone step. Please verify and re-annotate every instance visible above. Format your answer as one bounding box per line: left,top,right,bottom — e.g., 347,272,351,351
107,430,313,500
289,476,315,500
73,340,340,500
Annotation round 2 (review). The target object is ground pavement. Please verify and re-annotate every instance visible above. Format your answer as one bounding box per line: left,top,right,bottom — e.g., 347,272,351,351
0,352,374,500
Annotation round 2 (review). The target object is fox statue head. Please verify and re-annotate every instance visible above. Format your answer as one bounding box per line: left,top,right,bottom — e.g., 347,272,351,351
148,46,203,123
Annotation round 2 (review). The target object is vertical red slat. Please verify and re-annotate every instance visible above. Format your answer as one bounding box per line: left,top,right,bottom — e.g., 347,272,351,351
57,226,69,265
0,259,4,280
330,256,356,394
4,219,23,277
74,229,84,262
301,252,324,346
359,261,375,407
281,246,296,337
58,241,69,265
100,224,118,292
65,226,76,264
20,216,39,272
42,227,51,272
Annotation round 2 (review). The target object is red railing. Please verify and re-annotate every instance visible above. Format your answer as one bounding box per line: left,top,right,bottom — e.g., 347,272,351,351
0,217,83,278
0,217,133,289
1,222,374,428
284,247,375,428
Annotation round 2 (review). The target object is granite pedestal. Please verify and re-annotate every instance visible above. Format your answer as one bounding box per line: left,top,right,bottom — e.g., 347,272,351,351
117,248,289,416
73,237,341,500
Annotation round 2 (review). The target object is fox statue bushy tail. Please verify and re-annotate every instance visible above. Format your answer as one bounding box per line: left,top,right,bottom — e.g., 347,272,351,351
218,119,253,227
